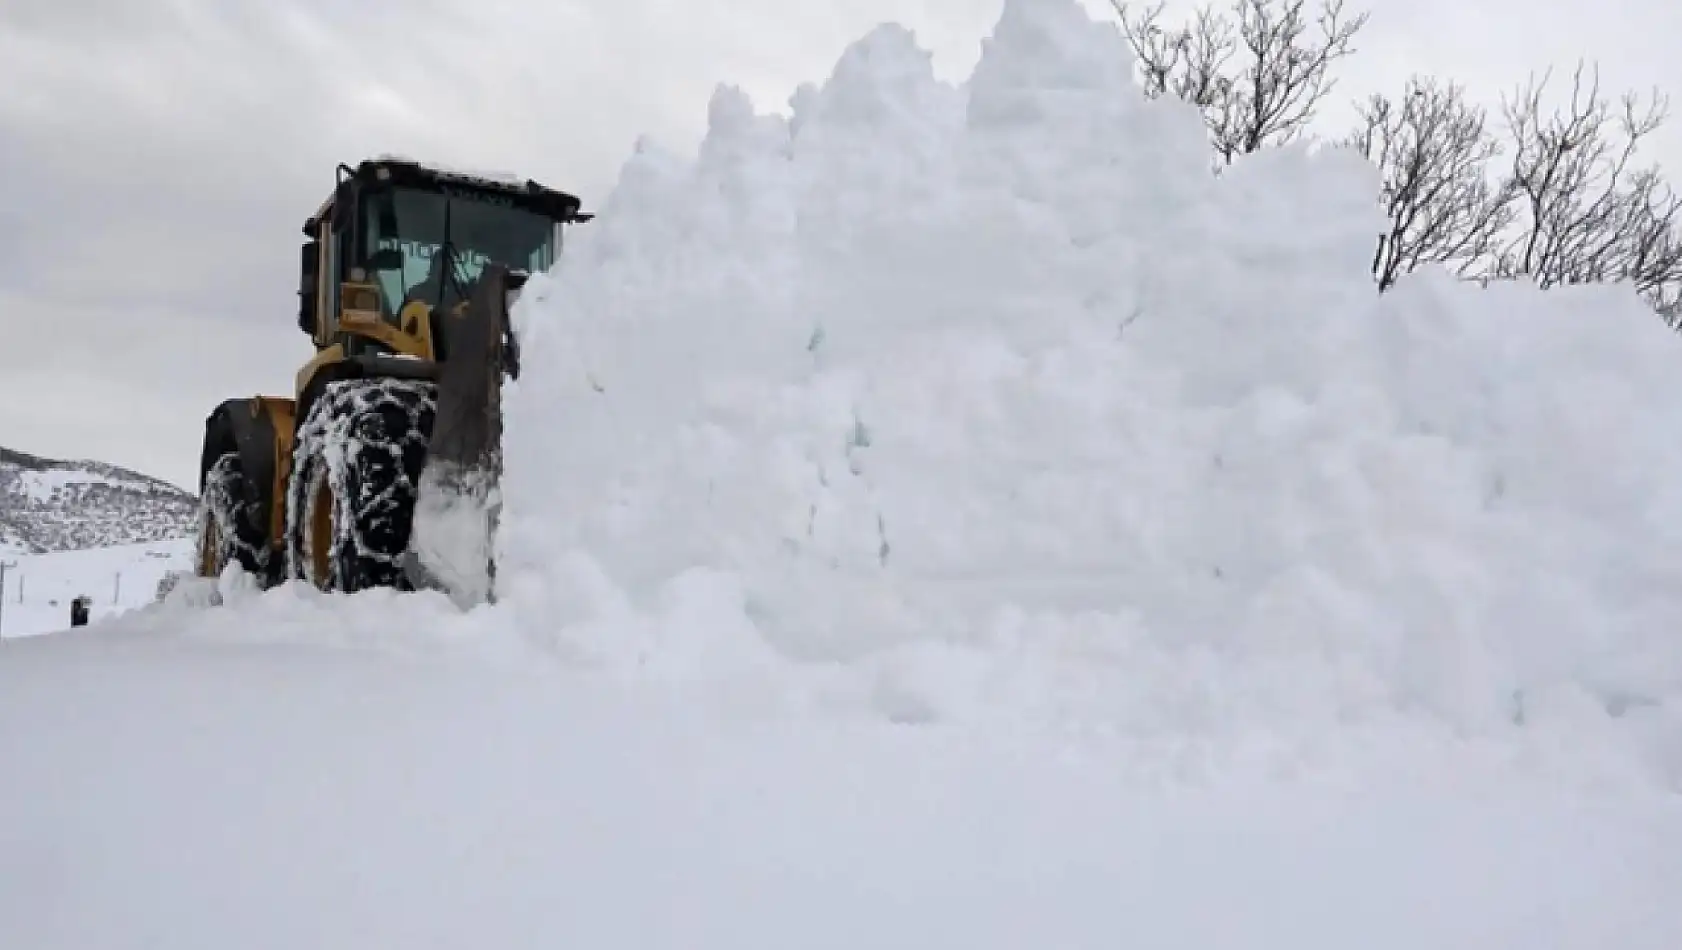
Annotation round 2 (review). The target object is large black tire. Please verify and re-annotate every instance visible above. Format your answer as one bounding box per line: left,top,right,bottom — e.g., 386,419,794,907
284,378,438,592
194,451,270,581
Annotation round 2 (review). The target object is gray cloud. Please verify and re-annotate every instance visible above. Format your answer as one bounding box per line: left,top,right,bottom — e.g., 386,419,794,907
1,0,1677,489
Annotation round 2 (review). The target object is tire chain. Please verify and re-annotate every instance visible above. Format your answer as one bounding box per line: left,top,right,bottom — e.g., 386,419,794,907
195,451,269,578
285,377,438,589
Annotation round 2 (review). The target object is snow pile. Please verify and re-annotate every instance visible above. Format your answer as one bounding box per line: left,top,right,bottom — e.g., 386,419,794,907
494,0,1682,783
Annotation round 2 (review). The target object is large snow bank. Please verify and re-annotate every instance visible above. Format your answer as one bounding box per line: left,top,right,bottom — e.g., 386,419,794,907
495,0,1682,785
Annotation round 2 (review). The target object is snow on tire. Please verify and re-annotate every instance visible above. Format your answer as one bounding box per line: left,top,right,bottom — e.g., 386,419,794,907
284,377,438,592
195,450,268,581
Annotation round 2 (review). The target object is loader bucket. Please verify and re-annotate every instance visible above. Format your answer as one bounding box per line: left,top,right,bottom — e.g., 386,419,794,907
401,262,524,608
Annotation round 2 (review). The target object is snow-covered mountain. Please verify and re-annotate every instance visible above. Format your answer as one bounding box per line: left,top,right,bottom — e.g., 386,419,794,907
0,446,197,555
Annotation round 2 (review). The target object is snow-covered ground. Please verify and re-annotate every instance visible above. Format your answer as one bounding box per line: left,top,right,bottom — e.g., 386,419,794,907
5,617,1679,949
5,0,1681,946
0,537,190,638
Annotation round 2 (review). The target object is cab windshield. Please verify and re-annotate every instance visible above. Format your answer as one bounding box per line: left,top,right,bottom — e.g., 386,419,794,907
362,186,557,313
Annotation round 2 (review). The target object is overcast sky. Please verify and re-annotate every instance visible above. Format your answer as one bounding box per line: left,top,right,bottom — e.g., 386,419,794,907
2,0,1678,490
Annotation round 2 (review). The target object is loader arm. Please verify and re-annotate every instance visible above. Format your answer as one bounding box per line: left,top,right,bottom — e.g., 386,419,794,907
401,262,525,607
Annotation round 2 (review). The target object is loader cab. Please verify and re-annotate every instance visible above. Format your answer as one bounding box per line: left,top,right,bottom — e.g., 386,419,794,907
297,157,590,349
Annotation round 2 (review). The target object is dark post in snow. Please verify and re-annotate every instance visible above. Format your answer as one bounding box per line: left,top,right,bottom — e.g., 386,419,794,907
0,561,13,639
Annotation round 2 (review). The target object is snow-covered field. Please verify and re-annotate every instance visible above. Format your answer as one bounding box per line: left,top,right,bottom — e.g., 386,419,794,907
0,537,190,638
6,622,1679,949
4,0,1681,946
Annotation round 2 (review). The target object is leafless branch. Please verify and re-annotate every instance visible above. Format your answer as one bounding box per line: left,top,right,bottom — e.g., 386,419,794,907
1109,2,1682,325
1346,76,1518,290
1491,61,1682,318
1111,0,1368,163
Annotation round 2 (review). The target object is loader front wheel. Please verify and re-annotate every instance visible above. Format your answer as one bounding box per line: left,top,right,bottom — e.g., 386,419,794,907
284,378,438,593
299,462,335,587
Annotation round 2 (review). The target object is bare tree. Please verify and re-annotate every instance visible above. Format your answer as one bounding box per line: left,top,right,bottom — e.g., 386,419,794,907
1346,77,1517,290
1490,62,1682,321
1344,61,1680,324
1108,2,1682,324
1110,0,1369,163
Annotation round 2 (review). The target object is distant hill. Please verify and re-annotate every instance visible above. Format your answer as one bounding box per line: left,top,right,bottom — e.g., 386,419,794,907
0,447,197,555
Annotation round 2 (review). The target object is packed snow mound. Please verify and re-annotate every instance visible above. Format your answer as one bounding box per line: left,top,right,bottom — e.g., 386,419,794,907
487,0,1682,782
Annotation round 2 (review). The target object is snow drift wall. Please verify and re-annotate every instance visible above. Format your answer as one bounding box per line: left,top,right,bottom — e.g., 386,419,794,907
495,0,1682,772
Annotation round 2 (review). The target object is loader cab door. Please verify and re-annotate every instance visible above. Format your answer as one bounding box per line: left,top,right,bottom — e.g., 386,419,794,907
298,214,347,348
299,240,319,337
324,210,352,340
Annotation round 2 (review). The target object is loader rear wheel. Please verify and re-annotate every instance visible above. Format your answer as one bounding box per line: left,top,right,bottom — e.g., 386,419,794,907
284,377,438,592
195,451,268,580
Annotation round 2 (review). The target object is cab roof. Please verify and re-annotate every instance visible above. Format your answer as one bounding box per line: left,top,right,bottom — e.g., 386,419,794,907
303,157,592,235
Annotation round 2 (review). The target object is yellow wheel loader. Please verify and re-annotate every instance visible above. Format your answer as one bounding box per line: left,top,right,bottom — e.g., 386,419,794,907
187,157,591,608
